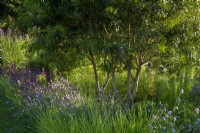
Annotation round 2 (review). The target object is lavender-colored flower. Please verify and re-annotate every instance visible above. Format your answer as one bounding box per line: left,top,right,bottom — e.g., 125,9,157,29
168,111,172,115
177,98,181,103
162,117,166,121
165,114,169,118
0,29,4,35
152,115,158,120
172,128,176,133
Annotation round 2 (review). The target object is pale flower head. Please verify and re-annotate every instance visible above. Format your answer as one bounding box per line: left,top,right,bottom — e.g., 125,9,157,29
177,98,181,103
181,89,184,94
195,108,199,114
168,111,172,115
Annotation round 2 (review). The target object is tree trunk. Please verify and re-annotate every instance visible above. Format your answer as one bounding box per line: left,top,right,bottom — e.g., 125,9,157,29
127,67,132,104
102,72,110,100
132,67,141,100
89,51,102,101
111,70,118,99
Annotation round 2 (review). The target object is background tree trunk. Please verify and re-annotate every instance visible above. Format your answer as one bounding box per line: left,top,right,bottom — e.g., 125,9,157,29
132,67,141,100
89,51,102,101
127,67,132,104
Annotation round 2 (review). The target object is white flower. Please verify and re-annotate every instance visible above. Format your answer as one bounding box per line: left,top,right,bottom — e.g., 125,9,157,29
195,108,199,114
181,89,184,94
173,116,177,121
17,80,21,85
174,106,178,110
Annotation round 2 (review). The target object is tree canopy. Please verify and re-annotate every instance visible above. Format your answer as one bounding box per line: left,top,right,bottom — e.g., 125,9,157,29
1,0,199,103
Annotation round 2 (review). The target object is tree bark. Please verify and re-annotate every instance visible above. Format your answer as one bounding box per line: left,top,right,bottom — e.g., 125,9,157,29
89,51,101,101
132,67,141,100
102,72,110,100
127,67,132,104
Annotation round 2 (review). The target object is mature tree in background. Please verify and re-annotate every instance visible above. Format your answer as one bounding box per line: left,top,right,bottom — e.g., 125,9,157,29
15,0,200,104
107,1,200,103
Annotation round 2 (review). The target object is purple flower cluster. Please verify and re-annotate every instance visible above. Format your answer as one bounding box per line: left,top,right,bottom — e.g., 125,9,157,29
9,64,43,84
0,28,11,36
0,28,4,35
0,28,17,36
3,64,81,111
19,78,81,110
148,89,200,132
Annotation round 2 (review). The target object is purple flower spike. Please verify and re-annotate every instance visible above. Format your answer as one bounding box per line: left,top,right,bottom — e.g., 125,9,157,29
0,29,4,35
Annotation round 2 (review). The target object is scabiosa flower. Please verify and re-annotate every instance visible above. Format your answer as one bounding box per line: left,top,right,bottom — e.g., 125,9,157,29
152,115,158,120
177,98,181,103
168,111,172,115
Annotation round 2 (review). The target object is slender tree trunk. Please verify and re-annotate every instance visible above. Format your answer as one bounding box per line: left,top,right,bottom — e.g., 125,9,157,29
127,67,132,104
111,70,118,99
102,72,110,100
89,51,101,101
132,67,141,100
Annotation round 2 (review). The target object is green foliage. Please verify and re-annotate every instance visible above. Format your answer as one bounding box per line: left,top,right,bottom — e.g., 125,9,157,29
0,77,35,133
36,74,46,85
0,0,200,132
0,36,28,68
